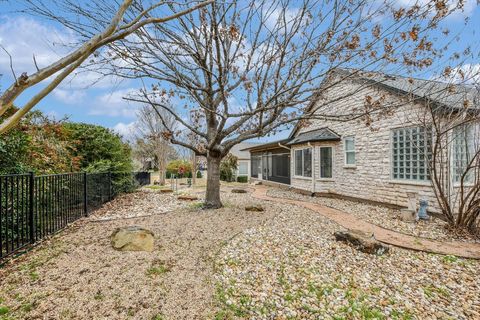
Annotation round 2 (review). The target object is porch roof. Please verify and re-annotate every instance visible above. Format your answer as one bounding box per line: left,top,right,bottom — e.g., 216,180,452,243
285,128,341,146
240,138,291,152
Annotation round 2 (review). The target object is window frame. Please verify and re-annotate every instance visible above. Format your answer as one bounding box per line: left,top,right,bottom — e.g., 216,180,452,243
238,161,249,176
344,136,356,166
294,147,312,178
391,126,432,182
319,146,334,179
452,124,478,184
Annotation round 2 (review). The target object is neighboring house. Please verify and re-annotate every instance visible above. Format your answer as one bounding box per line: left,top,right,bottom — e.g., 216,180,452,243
230,142,260,178
243,69,479,212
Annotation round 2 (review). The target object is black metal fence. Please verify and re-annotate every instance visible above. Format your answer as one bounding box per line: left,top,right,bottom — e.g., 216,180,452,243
0,171,150,260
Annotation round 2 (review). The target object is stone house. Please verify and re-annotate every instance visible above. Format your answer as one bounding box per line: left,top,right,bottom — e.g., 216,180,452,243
244,69,479,213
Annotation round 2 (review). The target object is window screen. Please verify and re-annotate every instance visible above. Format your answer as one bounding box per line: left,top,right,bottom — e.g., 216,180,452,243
320,147,333,178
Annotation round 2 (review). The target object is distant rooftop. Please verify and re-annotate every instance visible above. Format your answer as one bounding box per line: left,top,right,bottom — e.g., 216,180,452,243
230,142,261,159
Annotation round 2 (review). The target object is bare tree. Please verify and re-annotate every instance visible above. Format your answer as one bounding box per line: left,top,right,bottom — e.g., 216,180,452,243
0,0,213,134
417,85,480,234
40,0,474,208
135,105,176,185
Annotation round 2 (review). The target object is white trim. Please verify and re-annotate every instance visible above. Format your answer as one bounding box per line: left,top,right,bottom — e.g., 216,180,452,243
344,136,356,166
388,180,431,187
293,147,313,178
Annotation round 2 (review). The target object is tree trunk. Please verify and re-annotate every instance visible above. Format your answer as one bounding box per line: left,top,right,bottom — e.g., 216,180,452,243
205,153,222,209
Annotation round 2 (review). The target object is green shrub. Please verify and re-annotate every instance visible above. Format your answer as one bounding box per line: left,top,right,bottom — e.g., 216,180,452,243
237,176,248,183
220,154,238,182
166,160,192,178
196,170,202,178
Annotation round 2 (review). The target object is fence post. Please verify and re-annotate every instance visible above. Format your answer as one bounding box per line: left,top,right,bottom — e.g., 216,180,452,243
28,172,35,244
83,172,88,217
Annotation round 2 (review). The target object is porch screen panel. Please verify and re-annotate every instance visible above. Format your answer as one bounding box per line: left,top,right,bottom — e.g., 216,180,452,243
270,154,291,184
251,156,260,178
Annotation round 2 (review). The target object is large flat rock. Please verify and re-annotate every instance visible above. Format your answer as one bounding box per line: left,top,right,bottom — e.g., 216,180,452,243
334,229,389,255
111,226,154,252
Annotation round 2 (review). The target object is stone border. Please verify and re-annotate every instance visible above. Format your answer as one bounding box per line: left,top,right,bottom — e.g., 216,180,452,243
252,185,480,259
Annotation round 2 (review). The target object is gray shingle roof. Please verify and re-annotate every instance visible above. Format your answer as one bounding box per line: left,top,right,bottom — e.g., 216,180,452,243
230,142,261,159
285,128,340,146
335,69,479,110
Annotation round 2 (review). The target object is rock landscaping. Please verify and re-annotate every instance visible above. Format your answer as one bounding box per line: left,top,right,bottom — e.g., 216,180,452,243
215,199,480,319
110,226,155,252
334,230,389,255
267,188,479,243
245,205,264,212
0,185,478,319
231,189,248,193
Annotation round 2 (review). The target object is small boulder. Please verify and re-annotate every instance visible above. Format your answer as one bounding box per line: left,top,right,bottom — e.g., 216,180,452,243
245,205,264,212
178,195,198,201
231,189,247,194
334,230,389,255
399,209,416,222
111,226,154,252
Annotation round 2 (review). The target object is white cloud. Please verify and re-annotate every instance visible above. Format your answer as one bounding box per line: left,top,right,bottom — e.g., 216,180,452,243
0,16,74,75
435,64,480,85
113,121,136,140
89,88,140,118
0,16,128,94
52,88,86,104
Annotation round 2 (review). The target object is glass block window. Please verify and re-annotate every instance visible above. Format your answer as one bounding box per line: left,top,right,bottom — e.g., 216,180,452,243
453,125,476,183
344,137,356,165
320,147,333,178
294,148,312,177
392,127,432,181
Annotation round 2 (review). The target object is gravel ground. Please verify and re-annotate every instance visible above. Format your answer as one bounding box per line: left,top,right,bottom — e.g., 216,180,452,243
0,188,273,320
266,188,479,243
1,186,479,320
215,199,480,319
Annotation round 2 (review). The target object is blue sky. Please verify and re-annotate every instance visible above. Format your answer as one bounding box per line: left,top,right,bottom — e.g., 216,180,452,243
1,1,479,140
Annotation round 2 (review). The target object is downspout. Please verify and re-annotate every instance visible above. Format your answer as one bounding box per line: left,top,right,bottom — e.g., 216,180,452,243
278,142,290,150
308,142,316,196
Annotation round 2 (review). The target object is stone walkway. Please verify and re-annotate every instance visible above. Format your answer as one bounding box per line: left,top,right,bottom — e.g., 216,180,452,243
252,185,480,259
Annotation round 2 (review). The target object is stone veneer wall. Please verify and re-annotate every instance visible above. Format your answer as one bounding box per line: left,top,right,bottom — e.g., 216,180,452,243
290,75,441,212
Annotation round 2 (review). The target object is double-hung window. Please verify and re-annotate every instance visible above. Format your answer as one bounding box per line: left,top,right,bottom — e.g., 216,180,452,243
453,124,478,183
294,148,312,177
344,137,356,165
392,126,432,181
320,147,333,178
238,161,249,175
